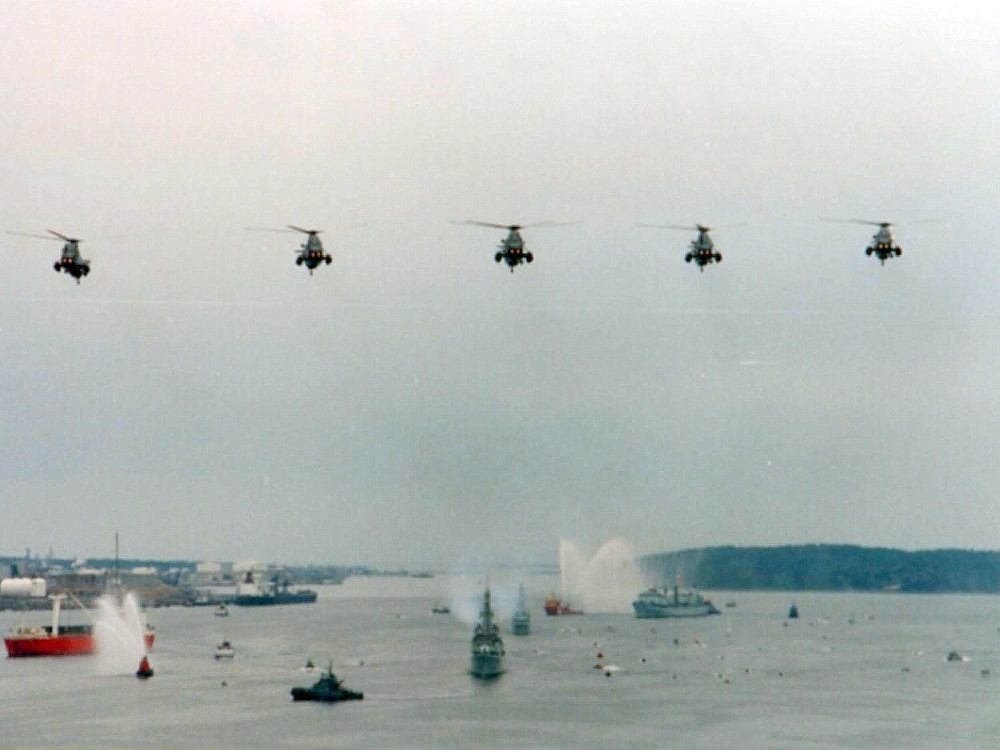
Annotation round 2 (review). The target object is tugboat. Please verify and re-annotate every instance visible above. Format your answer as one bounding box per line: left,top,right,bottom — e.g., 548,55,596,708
290,662,363,702
511,584,530,636
543,596,584,616
470,587,504,678
632,585,720,618
136,656,154,679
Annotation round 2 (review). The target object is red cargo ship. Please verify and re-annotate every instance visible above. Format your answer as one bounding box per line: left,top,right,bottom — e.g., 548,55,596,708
4,594,155,657
543,597,584,616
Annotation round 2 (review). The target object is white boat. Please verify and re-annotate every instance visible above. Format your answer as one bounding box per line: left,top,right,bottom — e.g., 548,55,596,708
214,640,234,659
632,586,720,618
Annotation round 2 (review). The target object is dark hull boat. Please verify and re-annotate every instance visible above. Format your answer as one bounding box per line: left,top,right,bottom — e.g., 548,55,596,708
235,571,317,607
291,665,363,702
470,587,504,678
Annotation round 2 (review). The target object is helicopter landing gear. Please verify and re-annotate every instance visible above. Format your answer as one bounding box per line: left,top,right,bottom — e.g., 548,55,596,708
714,253,722,262
494,252,503,263
865,247,873,256
53,262,61,272
324,255,332,264
295,256,304,266
684,253,693,263
525,252,533,263
895,248,902,256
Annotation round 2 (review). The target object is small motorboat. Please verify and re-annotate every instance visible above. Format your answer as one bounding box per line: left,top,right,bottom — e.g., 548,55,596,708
136,656,154,679
431,605,451,614
291,663,363,702
214,605,229,617
788,603,799,619
215,640,235,659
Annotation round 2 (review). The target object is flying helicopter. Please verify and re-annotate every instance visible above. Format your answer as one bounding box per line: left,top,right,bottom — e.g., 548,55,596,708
451,220,575,271
8,230,91,282
858,220,902,265
638,223,740,271
823,218,906,265
247,225,332,274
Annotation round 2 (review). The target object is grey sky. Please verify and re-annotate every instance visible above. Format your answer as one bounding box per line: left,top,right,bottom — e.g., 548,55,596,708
1,1,998,567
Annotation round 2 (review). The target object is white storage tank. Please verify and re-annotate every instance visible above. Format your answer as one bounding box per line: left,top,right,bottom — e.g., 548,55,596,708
30,577,47,597
0,578,33,596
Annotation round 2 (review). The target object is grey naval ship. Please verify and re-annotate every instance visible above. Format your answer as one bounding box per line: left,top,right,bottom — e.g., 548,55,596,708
470,587,505,678
511,583,530,636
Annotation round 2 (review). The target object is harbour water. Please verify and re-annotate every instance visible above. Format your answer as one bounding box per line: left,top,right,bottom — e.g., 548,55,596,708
2,576,1000,749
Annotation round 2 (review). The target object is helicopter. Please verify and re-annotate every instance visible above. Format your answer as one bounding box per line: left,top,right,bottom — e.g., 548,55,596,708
858,220,902,265
638,223,737,271
8,230,91,282
823,219,905,265
451,220,575,272
247,225,332,274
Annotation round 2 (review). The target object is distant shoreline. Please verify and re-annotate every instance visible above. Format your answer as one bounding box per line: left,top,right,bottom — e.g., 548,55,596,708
640,544,1000,594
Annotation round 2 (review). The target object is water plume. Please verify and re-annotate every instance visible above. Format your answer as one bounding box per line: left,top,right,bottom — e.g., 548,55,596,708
446,570,522,627
95,591,148,675
558,539,642,613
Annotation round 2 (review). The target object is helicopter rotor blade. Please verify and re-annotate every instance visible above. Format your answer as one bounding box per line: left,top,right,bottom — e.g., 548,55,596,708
638,223,700,232
47,230,78,242
245,226,300,234
287,225,322,235
7,231,65,241
450,220,514,230
821,218,893,227
519,221,578,229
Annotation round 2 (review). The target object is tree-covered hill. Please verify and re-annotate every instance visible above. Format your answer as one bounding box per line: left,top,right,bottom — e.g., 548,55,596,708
640,544,1000,593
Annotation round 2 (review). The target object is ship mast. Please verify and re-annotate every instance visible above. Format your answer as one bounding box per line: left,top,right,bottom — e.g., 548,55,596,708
51,593,65,635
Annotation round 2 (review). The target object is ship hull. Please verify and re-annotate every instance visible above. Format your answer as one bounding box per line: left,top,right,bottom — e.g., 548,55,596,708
5,632,155,657
234,591,317,606
470,652,504,679
632,603,719,618
511,613,530,636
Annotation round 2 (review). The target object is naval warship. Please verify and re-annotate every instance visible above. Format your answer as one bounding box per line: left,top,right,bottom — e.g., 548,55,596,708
470,587,505,678
511,583,530,636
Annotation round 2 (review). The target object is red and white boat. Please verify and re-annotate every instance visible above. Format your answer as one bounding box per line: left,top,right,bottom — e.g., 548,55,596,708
4,594,155,657
543,596,584,616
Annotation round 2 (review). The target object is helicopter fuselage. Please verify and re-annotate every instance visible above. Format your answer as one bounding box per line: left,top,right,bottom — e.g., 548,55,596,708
684,230,722,270
866,227,901,265
55,242,90,282
295,234,332,274
494,229,533,271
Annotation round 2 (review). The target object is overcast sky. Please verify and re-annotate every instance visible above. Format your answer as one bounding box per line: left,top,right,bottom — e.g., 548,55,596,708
1,1,998,568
